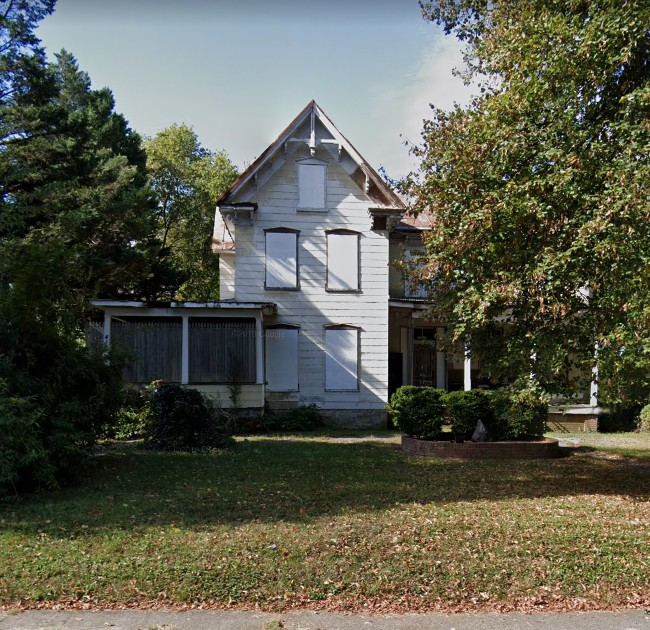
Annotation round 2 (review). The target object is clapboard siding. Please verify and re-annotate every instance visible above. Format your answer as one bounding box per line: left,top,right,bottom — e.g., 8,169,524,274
230,145,389,410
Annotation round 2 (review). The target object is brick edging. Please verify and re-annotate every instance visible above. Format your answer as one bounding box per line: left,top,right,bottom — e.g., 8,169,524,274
402,435,562,460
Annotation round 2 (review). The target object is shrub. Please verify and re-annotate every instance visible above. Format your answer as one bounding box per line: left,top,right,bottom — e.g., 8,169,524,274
145,383,233,451
488,380,549,440
443,389,493,436
264,404,322,432
637,404,650,432
102,386,152,441
388,386,445,439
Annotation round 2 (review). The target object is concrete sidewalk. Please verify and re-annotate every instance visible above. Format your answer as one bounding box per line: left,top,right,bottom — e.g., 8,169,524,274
1,609,649,630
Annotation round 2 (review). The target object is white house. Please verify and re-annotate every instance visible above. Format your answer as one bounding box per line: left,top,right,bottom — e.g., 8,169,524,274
93,101,598,430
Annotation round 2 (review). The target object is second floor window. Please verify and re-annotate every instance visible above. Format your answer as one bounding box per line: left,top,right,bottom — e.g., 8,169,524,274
265,228,299,289
327,230,360,291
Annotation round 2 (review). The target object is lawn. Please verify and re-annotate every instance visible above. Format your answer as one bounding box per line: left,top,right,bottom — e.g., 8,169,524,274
1,432,649,613
547,431,650,463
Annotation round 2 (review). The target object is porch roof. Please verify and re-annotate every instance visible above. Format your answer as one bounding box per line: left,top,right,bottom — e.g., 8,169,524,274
91,300,277,316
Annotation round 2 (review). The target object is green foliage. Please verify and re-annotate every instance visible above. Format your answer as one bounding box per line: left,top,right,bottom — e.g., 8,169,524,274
410,1,650,405
264,404,323,432
0,5,175,493
489,380,549,440
145,383,233,451
103,387,152,441
443,389,492,435
638,405,650,433
388,386,445,439
144,124,239,301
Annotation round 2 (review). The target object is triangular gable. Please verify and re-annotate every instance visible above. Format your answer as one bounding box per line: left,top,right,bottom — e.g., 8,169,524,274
217,100,405,210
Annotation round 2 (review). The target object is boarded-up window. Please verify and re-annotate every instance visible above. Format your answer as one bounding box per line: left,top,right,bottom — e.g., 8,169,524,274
266,229,298,289
325,326,359,391
189,318,256,383
265,326,299,391
327,231,360,291
297,158,327,210
112,317,182,383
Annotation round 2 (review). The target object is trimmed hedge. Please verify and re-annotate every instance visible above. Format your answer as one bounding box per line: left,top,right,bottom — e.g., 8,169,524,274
389,381,548,441
388,386,446,439
444,389,493,436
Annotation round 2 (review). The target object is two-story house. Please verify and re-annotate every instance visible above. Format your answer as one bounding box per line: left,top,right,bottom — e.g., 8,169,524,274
93,101,598,430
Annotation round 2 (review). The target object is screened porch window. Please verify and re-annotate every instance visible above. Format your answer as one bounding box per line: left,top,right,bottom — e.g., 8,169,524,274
111,317,182,383
189,318,256,383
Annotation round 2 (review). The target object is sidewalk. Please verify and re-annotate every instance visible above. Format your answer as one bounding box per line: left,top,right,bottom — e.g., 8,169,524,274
1,609,649,630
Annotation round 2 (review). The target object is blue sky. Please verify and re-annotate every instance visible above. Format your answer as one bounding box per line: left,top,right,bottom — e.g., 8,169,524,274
36,0,475,179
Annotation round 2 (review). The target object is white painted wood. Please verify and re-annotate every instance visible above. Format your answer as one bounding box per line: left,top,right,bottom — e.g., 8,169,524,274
436,327,446,389
266,327,299,391
103,312,111,345
325,328,358,391
219,252,236,300
327,233,359,291
266,231,297,288
297,158,327,210
464,340,472,391
181,315,189,384
255,314,264,385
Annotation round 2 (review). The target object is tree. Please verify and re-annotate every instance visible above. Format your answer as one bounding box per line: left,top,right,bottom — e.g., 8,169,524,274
145,124,238,301
0,2,175,493
408,0,650,405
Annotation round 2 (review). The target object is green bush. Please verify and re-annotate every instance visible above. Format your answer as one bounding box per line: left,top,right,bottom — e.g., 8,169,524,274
443,389,493,436
637,404,650,432
488,380,549,440
102,386,152,441
264,404,322,432
145,383,233,451
388,386,446,439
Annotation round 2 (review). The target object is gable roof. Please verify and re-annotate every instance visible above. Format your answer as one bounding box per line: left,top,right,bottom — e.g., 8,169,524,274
217,100,406,210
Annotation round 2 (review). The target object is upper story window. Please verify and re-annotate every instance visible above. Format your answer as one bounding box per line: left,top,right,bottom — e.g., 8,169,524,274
326,229,360,292
265,228,299,290
297,157,327,211
404,248,427,299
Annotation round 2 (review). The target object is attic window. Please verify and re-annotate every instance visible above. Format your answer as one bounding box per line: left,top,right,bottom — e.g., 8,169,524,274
297,158,327,210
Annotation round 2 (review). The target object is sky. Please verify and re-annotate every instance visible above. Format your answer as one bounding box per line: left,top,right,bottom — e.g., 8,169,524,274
36,0,476,179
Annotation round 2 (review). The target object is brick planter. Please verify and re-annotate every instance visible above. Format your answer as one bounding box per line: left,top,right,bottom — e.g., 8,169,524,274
402,435,561,460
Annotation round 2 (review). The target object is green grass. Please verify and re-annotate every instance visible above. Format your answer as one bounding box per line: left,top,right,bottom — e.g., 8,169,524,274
1,433,649,612
547,431,650,463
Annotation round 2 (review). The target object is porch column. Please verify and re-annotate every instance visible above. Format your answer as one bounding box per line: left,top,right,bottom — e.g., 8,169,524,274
102,312,111,345
463,338,472,391
436,327,446,389
255,314,264,384
590,341,599,407
181,315,189,384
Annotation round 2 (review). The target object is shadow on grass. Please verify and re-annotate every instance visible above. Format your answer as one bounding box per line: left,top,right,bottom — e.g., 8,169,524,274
3,438,649,535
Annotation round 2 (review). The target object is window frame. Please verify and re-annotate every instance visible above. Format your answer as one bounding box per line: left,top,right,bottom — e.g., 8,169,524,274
296,157,328,212
324,324,360,392
325,229,361,293
264,227,300,291
264,324,300,392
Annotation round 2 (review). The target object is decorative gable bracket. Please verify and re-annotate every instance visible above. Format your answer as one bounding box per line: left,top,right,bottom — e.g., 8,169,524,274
219,203,257,226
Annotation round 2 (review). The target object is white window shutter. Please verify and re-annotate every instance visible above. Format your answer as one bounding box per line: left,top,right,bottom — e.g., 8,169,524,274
266,327,299,391
297,161,326,209
325,327,358,391
266,231,297,288
327,233,359,290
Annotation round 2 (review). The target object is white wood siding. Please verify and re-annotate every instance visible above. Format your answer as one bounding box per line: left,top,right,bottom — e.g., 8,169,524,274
232,146,388,411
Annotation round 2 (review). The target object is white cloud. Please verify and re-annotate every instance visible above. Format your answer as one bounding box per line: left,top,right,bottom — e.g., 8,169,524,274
370,33,477,179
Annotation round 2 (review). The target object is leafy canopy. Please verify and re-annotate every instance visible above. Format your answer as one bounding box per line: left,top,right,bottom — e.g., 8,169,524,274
409,0,650,404
145,124,238,301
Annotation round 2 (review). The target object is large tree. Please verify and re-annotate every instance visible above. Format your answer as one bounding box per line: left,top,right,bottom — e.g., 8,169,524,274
145,124,238,301
409,0,650,404
0,2,174,492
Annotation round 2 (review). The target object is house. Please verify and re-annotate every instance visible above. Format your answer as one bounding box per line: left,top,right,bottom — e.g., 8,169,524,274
93,101,599,430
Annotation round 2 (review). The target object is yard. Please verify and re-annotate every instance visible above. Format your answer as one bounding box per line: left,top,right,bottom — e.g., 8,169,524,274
1,432,649,613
